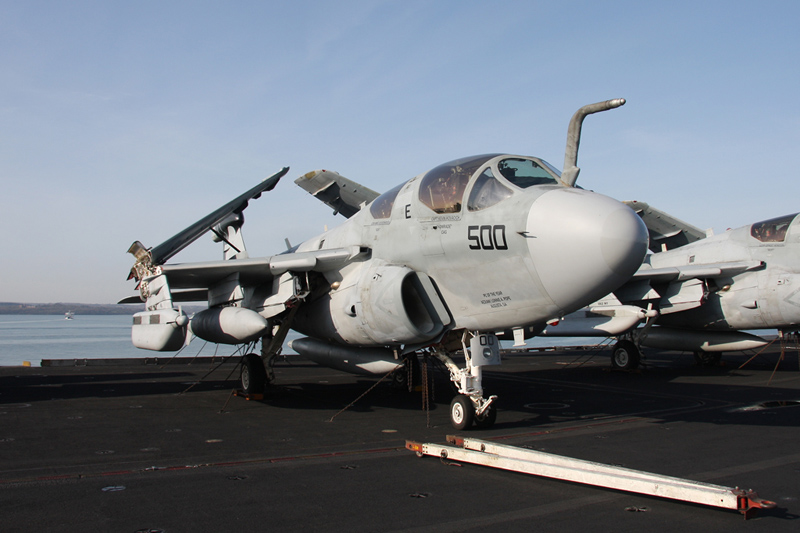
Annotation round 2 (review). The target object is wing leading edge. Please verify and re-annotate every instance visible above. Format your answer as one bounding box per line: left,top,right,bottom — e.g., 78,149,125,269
631,260,765,284
161,246,369,288
119,246,369,303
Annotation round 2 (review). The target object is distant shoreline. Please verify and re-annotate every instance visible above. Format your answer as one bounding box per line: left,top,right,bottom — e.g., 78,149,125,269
0,302,143,315
0,302,208,316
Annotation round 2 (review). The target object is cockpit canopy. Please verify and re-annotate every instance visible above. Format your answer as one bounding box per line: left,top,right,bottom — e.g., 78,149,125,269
369,182,404,219
369,154,562,219
750,213,798,243
418,154,561,215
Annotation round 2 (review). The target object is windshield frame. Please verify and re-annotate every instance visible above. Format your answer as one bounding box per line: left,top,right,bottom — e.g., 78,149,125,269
493,156,562,189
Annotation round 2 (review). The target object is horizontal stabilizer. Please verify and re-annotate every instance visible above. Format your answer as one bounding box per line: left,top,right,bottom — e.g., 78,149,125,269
295,169,379,218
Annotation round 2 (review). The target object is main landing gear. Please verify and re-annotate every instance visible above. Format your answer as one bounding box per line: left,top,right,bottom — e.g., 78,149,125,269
694,351,722,367
239,302,302,398
611,339,641,370
391,353,420,392
240,352,268,396
435,332,501,430
610,306,658,371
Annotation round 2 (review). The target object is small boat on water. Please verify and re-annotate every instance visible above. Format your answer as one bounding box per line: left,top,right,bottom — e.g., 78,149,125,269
65,311,74,320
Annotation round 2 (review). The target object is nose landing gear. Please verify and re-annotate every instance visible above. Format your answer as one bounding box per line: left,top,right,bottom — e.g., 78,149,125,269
435,332,501,429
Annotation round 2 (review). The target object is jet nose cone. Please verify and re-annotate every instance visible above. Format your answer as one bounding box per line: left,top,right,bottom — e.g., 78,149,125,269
527,188,648,313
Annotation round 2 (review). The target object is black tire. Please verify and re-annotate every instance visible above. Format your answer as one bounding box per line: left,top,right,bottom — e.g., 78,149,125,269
450,394,475,430
391,353,419,392
241,353,267,395
694,351,722,367
474,403,497,429
611,340,640,370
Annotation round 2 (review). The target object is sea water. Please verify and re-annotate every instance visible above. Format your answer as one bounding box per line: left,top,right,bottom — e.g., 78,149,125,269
0,315,144,366
0,315,273,367
0,314,608,367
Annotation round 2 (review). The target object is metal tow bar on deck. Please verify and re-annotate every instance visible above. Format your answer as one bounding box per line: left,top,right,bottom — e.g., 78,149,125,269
406,436,775,519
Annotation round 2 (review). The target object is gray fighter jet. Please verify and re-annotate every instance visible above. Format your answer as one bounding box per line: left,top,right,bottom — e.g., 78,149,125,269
121,99,649,429
542,203,800,369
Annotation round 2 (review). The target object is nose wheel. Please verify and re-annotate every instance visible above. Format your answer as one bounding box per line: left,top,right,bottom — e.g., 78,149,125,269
435,332,501,430
450,395,474,430
449,393,497,429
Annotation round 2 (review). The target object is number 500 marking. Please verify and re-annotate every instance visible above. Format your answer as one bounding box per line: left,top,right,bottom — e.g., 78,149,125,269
468,225,508,250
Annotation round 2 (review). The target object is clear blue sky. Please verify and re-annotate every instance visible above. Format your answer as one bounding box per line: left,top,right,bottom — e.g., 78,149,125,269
2,1,798,303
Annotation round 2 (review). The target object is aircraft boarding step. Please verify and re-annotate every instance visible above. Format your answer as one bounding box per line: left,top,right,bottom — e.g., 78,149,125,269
405,436,775,519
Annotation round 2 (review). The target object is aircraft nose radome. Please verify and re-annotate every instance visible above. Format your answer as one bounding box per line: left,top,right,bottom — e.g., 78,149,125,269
527,189,648,313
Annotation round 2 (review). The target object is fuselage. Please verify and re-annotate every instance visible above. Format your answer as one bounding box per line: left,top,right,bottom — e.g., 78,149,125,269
290,154,648,346
651,213,800,331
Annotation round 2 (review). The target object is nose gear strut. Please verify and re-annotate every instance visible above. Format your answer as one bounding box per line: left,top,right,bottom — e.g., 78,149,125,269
432,331,500,429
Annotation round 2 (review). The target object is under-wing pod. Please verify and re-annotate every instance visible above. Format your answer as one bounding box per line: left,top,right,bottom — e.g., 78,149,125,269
289,337,402,376
542,305,650,337
190,307,269,345
640,327,768,352
132,309,189,351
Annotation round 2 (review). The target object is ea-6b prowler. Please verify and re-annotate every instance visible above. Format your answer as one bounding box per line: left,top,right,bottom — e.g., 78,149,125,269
121,99,648,429
542,204,800,369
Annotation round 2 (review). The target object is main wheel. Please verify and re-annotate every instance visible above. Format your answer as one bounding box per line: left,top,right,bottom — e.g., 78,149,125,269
474,403,497,429
694,351,722,367
611,340,640,370
391,353,419,392
450,394,475,430
241,353,268,395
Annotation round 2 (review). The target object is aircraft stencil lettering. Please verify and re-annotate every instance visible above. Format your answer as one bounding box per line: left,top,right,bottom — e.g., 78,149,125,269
122,99,648,428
